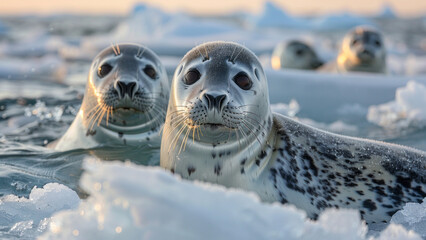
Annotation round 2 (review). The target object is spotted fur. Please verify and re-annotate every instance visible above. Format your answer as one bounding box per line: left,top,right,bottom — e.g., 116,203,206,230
161,41,425,226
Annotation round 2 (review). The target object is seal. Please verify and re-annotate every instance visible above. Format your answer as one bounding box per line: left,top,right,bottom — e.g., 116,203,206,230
52,43,169,153
160,41,425,226
321,26,386,73
271,40,323,70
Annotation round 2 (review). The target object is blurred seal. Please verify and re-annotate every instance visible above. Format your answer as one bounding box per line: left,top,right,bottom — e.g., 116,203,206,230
321,26,386,73
271,40,323,70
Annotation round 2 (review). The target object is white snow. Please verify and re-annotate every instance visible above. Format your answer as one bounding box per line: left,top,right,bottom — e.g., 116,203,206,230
38,159,422,240
367,81,426,130
270,99,300,117
391,198,426,239
0,183,80,239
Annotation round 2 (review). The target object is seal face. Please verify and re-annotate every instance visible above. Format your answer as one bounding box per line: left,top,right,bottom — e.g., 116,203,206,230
53,43,169,152
336,26,386,73
271,40,323,70
161,41,425,226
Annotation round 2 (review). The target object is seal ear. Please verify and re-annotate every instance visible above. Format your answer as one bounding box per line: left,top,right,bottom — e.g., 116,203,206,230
254,68,260,81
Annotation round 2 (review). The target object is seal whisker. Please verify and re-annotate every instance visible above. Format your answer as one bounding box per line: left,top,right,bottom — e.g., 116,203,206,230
116,44,120,55
86,104,104,125
96,105,108,126
89,103,106,130
179,127,192,154
232,47,245,64
240,120,262,146
203,45,210,61
169,122,188,153
165,116,189,142
229,45,238,63
110,43,118,56
196,47,205,61
242,114,268,132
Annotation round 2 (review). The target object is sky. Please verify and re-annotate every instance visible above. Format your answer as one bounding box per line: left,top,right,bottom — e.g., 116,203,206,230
1,0,426,17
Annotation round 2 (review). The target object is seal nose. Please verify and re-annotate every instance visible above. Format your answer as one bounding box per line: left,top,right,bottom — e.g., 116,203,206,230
204,93,227,111
362,49,372,55
115,80,138,99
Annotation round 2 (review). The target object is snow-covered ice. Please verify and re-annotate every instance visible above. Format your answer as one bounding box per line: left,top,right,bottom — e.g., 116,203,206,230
391,198,426,239
271,99,300,117
367,81,426,130
0,183,79,239
38,159,422,240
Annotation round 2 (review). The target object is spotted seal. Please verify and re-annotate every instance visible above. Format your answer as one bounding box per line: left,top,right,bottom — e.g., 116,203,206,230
52,43,169,153
321,26,386,73
271,40,323,70
160,41,425,225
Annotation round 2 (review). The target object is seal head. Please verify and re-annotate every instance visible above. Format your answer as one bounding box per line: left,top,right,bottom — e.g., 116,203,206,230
54,43,169,151
337,26,386,73
161,41,273,180
272,40,323,70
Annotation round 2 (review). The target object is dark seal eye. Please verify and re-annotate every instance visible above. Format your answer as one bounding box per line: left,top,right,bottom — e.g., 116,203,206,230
295,49,304,56
352,39,359,46
375,40,381,47
233,72,252,90
184,69,201,85
98,63,112,78
144,65,157,79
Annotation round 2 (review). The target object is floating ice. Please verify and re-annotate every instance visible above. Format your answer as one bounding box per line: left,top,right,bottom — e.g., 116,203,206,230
367,81,426,130
0,55,66,82
271,99,300,117
0,183,80,239
390,198,426,239
40,159,421,240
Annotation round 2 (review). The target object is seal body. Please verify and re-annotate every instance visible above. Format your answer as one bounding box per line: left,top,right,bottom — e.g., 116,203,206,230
271,40,323,70
53,43,169,153
321,26,386,73
160,41,425,225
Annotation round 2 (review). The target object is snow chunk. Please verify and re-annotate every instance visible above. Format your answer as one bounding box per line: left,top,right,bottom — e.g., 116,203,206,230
271,99,300,117
40,159,421,240
375,224,421,240
0,183,80,239
390,198,426,239
367,81,426,130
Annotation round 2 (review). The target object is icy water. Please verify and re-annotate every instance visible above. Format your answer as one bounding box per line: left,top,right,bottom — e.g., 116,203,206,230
0,7,426,239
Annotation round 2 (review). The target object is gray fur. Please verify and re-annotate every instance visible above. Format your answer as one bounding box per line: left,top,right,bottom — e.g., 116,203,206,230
53,43,169,151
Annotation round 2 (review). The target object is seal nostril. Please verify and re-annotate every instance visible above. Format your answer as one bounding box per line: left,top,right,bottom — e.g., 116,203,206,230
116,81,125,98
216,95,227,110
127,82,137,97
204,93,214,110
204,93,227,111
115,81,137,99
